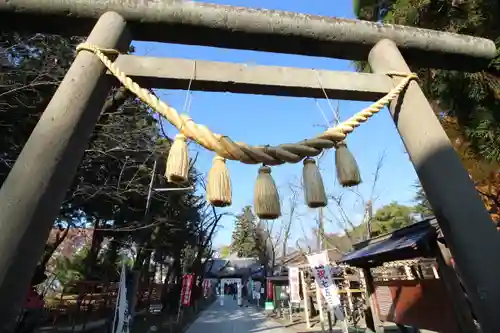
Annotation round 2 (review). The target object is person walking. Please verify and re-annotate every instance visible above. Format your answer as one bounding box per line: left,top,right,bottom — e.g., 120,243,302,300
240,282,248,307
232,283,237,300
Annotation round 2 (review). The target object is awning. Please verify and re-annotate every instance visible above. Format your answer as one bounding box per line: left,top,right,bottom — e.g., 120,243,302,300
341,219,438,267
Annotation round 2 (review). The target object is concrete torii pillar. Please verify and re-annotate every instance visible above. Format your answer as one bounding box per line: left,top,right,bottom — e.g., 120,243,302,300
369,39,500,333
0,11,131,329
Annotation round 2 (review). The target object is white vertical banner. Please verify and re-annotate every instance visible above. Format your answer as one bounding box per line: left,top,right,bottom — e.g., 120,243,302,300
288,266,301,303
112,264,130,333
307,251,347,333
219,282,224,306
306,251,341,309
237,282,242,306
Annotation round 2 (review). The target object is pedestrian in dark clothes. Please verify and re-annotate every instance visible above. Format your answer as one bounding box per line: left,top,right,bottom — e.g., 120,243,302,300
240,282,248,307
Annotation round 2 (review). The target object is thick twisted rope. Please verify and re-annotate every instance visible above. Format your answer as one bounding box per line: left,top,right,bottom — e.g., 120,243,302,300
76,43,417,165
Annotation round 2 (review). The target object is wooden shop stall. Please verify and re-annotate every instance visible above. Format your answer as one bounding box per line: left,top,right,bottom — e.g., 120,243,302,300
341,218,478,333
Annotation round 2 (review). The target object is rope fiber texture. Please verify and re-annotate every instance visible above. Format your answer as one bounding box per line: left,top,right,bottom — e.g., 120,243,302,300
76,43,418,165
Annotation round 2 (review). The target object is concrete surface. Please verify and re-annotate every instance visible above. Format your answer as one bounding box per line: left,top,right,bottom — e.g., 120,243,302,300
186,297,294,333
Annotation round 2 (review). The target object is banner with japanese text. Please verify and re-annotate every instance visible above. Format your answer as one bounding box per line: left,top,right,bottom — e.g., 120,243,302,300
306,251,341,309
181,274,194,306
288,266,301,303
202,279,211,298
112,264,130,333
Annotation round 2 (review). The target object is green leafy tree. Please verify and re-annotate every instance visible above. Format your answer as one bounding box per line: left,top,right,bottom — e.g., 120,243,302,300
52,246,90,287
352,0,499,162
352,0,500,226
0,31,213,313
230,206,259,257
371,202,416,236
218,245,231,258
413,182,433,217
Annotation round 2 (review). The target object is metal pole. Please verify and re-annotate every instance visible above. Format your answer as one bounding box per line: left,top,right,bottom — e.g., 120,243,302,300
154,186,194,192
144,159,158,217
366,200,373,239
0,11,130,329
368,38,500,333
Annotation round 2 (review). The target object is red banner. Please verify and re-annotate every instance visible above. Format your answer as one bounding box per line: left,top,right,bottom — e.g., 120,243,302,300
202,279,210,297
181,274,194,306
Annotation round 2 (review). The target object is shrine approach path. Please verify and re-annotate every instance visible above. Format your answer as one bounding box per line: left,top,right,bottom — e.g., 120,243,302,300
186,297,295,333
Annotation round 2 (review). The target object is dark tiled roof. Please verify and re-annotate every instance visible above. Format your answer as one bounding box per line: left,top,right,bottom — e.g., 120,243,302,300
341,218,438,266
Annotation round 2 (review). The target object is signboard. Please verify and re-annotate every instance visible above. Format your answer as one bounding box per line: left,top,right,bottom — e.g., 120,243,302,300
202,279,211,298
288,266,301,303
181,274,194,306
306,251,341,309
112,264,131,333
237,282,242,305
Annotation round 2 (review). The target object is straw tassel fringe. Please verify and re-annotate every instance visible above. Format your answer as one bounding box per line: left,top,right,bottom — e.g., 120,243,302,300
302,158,327,208
165,134,189,184
335,141,361,187
207,156,232,207
254,166,281,220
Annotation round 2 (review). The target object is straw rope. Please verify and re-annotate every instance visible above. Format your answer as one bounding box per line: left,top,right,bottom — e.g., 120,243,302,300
76,43,417,165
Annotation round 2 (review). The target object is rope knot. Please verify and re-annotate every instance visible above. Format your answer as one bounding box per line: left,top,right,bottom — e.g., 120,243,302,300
76,43,121,56
386,71,419,81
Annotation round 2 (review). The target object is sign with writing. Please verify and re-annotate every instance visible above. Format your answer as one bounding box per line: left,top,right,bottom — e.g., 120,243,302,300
112,264,130,333
306,251,341,309
181,274,194,306
202,279,211,298
288,266,301,303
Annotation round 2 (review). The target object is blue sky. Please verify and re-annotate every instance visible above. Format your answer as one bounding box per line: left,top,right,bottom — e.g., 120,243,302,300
132,0,419,248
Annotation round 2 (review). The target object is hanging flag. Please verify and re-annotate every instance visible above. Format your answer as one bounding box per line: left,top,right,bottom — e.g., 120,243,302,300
306,251,341,309
112,264,131,333
202,279,211,298
288,266,301,303
181,274,194,306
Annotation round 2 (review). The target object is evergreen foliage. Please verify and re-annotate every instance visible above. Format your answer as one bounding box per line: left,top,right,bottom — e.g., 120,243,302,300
230,206,259,257
0,32,219,310
352,0,500,224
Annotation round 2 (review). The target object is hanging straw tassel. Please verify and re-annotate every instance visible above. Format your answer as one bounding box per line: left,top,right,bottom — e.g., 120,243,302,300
206,156,232,207
302,158,328,208
335,141,361,187
254,166,281,220
165,134,189,184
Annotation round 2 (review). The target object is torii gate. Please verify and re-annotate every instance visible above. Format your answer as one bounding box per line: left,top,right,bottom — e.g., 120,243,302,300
0,1,497,331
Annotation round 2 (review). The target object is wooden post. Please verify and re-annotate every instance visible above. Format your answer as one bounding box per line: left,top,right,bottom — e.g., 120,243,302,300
432,265,439,279
404,265,413,280
315,281,325,332
435,241,478,333
368,38,500,333
344,272,353,315
0,11,130,329
300,270,311,329
362,268,382,333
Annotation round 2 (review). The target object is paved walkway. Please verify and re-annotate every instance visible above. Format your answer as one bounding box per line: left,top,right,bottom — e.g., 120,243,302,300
186,297,294,333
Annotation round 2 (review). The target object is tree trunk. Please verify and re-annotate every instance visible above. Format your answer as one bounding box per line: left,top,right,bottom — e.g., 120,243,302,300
84,219,105,280
40,225,70,270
